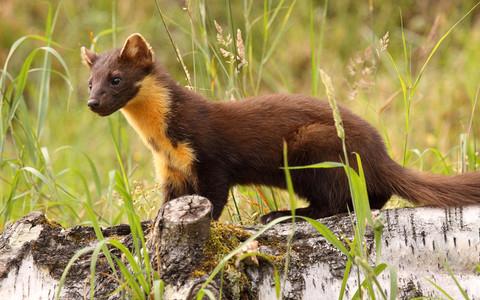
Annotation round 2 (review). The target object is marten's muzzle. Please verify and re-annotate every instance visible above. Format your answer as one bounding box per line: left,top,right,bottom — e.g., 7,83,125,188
87,99,100,110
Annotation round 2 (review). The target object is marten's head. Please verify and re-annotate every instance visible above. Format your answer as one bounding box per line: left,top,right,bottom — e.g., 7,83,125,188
81,34,154,116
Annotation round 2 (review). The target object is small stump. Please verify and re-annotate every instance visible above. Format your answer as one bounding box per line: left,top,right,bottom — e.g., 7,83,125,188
148,195,213,286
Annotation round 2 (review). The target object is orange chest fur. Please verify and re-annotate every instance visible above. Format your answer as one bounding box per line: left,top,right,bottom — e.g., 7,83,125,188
120,75,196,183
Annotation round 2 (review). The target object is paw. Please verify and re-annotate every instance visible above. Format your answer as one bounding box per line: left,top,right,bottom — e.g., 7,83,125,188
260,211,291,224
260,211,312,224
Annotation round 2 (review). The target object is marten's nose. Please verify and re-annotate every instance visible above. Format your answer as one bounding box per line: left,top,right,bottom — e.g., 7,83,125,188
87,99,100,109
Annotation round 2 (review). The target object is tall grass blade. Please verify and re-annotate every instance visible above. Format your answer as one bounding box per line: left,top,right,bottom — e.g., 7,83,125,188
419,277,455,300
89,239,106,299
1,34,61,92
263,0,297,62
338,247,356,300
351,263,388,299
21,166,57,197
399,9,411,87
389,265,398,300
282,142,296,218
386,51,409,166
57,246,96,300
153,279,165,300
373,214,386,265
108,255,142,297
2,170,22,226
197,289,217,300
107,120,153,291
310,0,328,97
83,203,118,277
55,146,102,197
281,141,297,297
108,239,151,296
230,191,243,225
111,0,117,47
108,117,130,191
301,217,351,257
154,0,193,87
411,2,480,96
439,250,470,299
198,215,292,298
37,3,54,139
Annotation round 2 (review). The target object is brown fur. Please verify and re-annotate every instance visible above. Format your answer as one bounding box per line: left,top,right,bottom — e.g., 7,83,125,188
82,33,480,223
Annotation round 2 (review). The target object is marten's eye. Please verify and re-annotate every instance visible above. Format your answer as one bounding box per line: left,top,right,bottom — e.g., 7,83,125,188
88,82,92,91
111,77,121,85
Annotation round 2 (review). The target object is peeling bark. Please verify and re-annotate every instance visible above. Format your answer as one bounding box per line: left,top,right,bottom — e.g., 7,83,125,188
241,207,480,299
0,211,152,299
0,198,479,300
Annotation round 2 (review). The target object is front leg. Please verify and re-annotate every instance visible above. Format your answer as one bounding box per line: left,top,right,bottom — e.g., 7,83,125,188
160,163,230,220
162,178,196,202
162,175,228,220
196,172,230,220
160,168,197,203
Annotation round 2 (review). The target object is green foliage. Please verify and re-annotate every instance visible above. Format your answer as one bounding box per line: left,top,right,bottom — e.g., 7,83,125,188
2,0,480,299
197,215,291,299
1,3,76,228
2,0,480,228
387,2,480,166
58,134,160,299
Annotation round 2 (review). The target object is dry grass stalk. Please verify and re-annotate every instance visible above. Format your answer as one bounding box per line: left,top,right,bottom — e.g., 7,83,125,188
214,20,248,72
346,32,389,101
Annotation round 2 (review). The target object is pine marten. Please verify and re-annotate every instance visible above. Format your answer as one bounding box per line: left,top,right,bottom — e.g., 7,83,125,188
81,33,480,223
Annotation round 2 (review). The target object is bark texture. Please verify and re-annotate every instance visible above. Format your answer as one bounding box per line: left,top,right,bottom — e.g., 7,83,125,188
242,206,480,299
147,195,216,298
0,197,479,299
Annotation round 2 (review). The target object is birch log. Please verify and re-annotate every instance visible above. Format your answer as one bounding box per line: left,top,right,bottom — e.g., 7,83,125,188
243,206,480,299
0,198,479,299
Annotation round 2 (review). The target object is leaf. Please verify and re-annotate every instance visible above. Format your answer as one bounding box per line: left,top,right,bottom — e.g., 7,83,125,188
351,263,388,299
301,217,351,258
57,246,96,300
389,265,398,300
199,215,292,294
197,288,217,300
153,279,165,300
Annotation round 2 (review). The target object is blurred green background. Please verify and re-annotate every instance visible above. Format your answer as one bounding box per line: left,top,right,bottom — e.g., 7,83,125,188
1,0,479,228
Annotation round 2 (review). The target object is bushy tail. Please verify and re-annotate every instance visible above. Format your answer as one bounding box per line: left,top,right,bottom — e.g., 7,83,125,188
389,165,480,208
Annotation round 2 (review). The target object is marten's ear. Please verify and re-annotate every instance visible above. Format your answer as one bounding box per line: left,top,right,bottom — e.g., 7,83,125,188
119,33,154,67
81,47,98,69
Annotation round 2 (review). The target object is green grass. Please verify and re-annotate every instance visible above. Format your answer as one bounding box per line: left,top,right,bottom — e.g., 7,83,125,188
2,0,480,298
1,0,480,228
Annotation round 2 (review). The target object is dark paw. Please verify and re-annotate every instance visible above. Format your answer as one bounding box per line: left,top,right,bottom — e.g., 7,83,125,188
260,210,313,224
260,211,291,224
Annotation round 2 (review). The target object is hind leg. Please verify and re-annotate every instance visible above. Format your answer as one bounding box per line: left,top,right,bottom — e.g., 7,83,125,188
260,168,352,224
